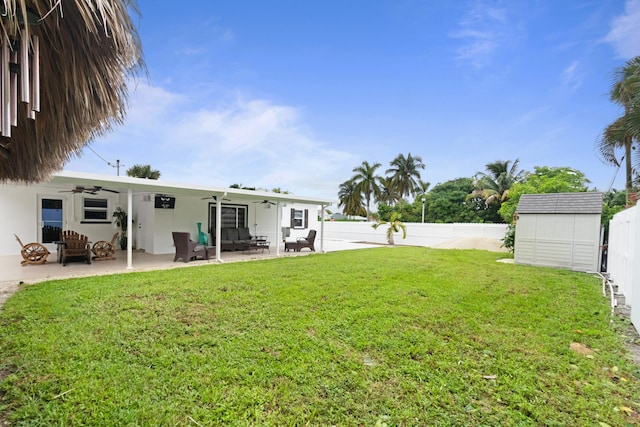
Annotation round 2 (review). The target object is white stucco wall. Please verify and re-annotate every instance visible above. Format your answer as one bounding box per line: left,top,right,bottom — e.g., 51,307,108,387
1,182,39,255
322,221,508,247
2,179,323,257
0,182,122,256
129,196,320,255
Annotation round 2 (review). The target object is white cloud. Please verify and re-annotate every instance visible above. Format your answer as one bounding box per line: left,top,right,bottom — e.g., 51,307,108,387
561,61,583,93
167,97,355,197
71,82,355,200
605,0,640,58
450,1,515,69
125,81,187,126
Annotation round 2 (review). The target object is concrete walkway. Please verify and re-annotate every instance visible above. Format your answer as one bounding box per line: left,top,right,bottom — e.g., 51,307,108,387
0,239,383,307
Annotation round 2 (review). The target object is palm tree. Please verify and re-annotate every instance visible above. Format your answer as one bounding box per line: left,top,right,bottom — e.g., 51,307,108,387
375,176,402,206
385,153,426,199
415,179,431,199
338,180,366,217
415,179,431,223
126,164,161,180
351,161,381,219
371,211,407,245
598,56,640,205
472,159,524,205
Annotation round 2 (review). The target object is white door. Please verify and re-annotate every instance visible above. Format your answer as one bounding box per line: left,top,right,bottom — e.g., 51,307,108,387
38,196,66,252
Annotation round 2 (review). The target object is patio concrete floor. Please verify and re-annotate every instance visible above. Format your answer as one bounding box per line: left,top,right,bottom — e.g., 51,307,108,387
0,239,383,307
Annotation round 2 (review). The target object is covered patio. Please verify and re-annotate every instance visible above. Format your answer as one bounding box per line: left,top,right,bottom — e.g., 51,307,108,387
1,171,336,268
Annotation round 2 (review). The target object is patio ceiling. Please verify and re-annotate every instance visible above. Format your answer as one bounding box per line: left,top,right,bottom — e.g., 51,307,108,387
49,171,334,206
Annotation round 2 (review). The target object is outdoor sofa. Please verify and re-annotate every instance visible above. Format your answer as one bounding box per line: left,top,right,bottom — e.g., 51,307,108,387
213,227,256,251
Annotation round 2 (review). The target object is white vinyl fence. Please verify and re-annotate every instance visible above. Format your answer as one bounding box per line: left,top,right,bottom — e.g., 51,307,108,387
608,205,640,332
323,221,508,247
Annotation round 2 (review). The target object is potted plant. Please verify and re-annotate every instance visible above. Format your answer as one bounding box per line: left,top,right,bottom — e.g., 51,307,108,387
112,207,128,250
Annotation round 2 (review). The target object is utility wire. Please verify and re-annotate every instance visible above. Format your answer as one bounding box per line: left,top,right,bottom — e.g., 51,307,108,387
86,145,124,175
87,145,110,165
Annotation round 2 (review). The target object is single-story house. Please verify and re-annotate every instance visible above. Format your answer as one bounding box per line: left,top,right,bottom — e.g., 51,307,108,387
514,192,603,272
0,171,333,267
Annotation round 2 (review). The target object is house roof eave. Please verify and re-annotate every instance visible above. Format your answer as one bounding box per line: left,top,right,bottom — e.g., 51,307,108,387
50,171,333,206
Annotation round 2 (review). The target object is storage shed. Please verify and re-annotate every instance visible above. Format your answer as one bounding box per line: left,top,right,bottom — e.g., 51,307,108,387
514,192,603,272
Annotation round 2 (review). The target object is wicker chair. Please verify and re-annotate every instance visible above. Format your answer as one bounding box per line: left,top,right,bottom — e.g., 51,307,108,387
92,232,119,261
285,229,316,252
172,232,208,263
60,230,92,266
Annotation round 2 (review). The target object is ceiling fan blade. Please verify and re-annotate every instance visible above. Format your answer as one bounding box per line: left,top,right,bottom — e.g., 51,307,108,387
101,188,120,194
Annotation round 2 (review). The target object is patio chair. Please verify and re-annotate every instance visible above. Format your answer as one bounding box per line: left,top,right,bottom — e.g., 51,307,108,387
285,229,316,252
172,232,208,263
14,234,50,266
297,229,316,251
92,232,119,261
60,230,92,266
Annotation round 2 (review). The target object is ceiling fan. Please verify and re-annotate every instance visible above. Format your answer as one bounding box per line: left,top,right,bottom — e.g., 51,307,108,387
253,199,276,205
60,185,120,195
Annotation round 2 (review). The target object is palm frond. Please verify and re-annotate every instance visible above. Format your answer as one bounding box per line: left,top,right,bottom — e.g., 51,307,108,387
596,117,627,167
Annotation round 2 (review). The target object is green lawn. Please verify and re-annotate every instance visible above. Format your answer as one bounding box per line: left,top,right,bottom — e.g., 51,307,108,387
0,247,638,426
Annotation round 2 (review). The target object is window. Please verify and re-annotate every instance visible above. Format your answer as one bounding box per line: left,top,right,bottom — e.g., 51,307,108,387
209,204,248,236
291,208,309,229
83,198,108,221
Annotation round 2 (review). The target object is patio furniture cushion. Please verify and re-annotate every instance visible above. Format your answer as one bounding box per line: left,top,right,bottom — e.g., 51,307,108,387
224,228,239,241
237,227,252,241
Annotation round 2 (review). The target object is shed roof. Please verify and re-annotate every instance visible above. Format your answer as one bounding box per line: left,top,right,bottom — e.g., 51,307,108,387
516,192,603,214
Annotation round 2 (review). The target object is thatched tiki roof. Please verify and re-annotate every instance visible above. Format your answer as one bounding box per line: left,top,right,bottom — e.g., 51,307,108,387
0,0,143,182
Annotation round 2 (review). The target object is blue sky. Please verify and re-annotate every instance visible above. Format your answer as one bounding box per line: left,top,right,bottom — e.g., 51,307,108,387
65,0,640,202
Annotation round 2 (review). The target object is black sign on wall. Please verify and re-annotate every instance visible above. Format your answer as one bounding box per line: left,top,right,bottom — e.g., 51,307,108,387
155,195,176,209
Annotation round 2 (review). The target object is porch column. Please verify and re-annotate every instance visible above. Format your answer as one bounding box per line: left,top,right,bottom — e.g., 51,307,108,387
127,188,133,269
215,198,222,262
320,203,326,253
275,201,282,256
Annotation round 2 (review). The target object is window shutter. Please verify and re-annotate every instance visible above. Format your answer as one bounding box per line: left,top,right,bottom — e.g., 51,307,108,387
290,208,295,228
304,209,309,228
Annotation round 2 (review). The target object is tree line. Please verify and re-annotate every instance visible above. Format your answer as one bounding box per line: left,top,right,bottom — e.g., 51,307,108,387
339,55,640,225
339,157,627,228
338,153,429,219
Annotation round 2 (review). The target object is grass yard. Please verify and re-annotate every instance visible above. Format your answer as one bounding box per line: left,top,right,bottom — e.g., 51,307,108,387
0,247,638,425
